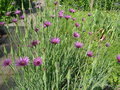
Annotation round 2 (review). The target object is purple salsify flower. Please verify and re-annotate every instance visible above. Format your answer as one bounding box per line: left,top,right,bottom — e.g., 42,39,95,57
54,1,58,5
16,57,29,66
2,59,12,67
105,43,110,47
87,51,93,57
44,21,52,27
88,32,92,35
75,23,80,28
12,19,17,23
50,15,55,18
69,9,75,13
33,57,42,66
28,8,32,10
58,11,64,18
35,5,41,8
64,15,71,20
88,13,92,16
34,27,39,32
59,10,64,14
73,32,80,38
72,18,76,21
59,13,64,18
31,40,40,47
20,15,24,19
50,38,60,44
11,1,16,5
82,18,86,21
14,10,21,15
116,55,120,63
74,42,83,48
0,22,5,26
6,12,11,16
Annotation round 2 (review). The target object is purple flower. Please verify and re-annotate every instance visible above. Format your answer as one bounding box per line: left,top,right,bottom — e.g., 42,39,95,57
54,1,58,5
59,13,64,18
88,13,92,16
6,12,11,16
14,10,21,15
82,18,86,21
20,15,24,19
87,51,93,57
50,38,60,44
73,32,80,38
72,18,76,21
11,2,16,5
3,59,12,67
58,11,64,18
44,21,52,27
64,15,71,20
12,19,17,23
75,23,80,28
16,57,29,66
69,9,75,13
88,32,92,35
74,42,84,48
0,22,5,26
33,57,42,66
35,5,41,8
31,40,40,47
105,43,110,47
59,10,64,14
28,8,32,10
50,15,55,18
116,55,120,63
34,27,39,32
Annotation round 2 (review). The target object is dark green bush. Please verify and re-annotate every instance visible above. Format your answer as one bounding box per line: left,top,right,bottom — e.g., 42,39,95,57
0,0,15,21
60,0,120,10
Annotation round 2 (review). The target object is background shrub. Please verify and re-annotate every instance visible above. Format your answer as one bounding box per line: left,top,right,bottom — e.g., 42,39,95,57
60,0,120,10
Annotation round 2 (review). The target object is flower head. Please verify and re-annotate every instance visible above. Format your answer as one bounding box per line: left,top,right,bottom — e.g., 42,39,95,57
72,18,76,21
105,43,110,47
75,23,80,28
73,32,80,38
31,40,40,47
6,12,11,16
0,22,5,26
50,38,60,44
88,32,92,35
116,55,120,63
44,21,52,27
74,42,83,48
69,9,75,13
3,59,12,67
50,15,55,18
16,57,29,66
82,18,86,21
12,19,17,23
33,57,42,66
58,11,64,18
64,15,71,20
20,15,24,19
87,51,93,57
34,27,39,32
14,10,21,15
88,13,92,16
54,1,58,5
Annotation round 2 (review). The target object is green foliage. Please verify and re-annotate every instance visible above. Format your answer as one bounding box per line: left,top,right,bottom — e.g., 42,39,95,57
3,5,119,89
0,0,15,21
15,0,31,10
60,0,120,10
